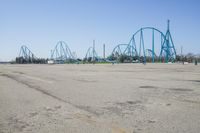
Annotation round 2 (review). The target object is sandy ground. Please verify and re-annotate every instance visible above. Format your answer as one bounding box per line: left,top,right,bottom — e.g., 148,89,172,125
0,63,200,133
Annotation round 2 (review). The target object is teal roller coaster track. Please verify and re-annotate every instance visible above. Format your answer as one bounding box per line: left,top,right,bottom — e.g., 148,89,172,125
111,20,176,63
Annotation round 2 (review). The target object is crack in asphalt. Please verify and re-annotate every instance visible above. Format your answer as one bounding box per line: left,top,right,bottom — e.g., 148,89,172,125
0,73,100,116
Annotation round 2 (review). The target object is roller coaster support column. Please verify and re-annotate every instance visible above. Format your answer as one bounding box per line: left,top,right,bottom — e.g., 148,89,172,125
160,20,176,62
93,40,95,61
166,20,170,62
139,29,146,63
152,29,155,63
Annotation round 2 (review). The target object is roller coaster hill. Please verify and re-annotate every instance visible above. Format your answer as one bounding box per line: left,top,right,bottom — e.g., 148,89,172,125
15,20,177,64
16,41,77,64
83,40,106,63
108,20,176,63
50,41,77,64
16,45,47,64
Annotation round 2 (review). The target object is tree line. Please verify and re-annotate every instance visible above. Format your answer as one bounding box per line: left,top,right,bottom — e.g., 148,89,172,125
14,53,200,64
15,57,47,64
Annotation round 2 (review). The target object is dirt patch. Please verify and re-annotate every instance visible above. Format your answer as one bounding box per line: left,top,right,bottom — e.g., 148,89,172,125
111,124,127,133
73,113,96,124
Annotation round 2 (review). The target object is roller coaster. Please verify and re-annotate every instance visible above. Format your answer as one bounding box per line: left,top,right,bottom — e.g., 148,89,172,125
16,45,37,63
50,41,76,63
111,20,176,63
16,45,47,64
16,20,176,64
84,46,99,62
19,45,37,60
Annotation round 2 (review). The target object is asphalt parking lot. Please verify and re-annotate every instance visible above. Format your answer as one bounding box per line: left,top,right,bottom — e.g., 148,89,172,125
0,63,200,133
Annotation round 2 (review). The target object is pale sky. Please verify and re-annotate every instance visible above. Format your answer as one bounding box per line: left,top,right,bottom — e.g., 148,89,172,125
0,0,200,61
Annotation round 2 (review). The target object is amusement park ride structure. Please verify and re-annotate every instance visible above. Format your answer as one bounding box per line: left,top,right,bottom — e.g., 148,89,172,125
111,20,176,63
17,20,176,63
18,45,38,63
50,41,75,63
84,40,100,62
